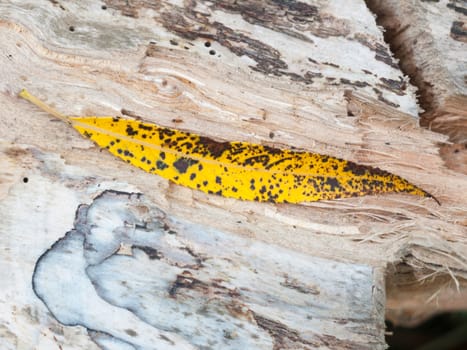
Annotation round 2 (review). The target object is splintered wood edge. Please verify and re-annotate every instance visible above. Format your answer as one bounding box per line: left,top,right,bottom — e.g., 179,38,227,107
367,0,467,144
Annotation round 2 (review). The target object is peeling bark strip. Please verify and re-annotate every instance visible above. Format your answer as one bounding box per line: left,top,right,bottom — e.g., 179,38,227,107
31,191,384,349
103,0,414,110
20,90,438,204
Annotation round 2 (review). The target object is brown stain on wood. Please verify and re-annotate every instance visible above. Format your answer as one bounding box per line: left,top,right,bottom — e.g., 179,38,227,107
447,1,467,16
168,270,205,297
212,0,319,42
252,312,367,349
353,33,399,69
168,270,242,300
372,88,400,108
280,276,320,295
4,147,29,159
439,143,467,175
367,0,467,147
103,0,377,87
340,78,370,88
450,21,467,42
132,245,162,259
378,77,407,95
253,313,319,350
145,41,160,57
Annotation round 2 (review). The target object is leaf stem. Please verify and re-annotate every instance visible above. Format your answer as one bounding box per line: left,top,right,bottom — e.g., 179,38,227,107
19,89,71,125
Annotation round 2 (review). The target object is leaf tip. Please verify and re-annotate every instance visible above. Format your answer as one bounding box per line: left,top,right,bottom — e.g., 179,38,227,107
425,191,441,206
411,184,441,205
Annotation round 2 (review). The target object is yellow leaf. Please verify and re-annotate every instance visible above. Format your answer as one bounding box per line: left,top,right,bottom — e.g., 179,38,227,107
19,89,439,204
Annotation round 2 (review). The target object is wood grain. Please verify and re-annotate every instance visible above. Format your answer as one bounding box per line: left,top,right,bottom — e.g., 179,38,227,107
368,0,467,174
0,0,466,347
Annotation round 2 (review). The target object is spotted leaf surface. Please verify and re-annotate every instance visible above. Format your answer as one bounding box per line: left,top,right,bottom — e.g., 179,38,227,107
20,89,437,204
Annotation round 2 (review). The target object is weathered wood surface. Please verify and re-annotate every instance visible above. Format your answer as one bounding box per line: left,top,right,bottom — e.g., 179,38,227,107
0,150,386,349
368,0,467,174
29,190,384,349
0,0,466,348
368,0,467,326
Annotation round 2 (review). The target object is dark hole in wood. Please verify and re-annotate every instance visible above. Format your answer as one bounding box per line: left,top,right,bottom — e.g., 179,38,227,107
204,41,211,47
209,50,216,55
68,26,75,32
23,177,28,183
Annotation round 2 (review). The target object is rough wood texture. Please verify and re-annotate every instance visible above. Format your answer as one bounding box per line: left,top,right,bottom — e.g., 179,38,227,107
0,0,466,348
367,0,467,174
30,190,384,349
0,146,386,350
367,0,467,325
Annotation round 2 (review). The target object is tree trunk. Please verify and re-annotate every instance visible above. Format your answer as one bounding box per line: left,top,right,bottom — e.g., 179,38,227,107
1,0,466,349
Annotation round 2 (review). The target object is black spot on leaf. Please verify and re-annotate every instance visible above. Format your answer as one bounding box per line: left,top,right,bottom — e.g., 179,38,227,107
138,123,153,131
325,177,340,191
156,160,168,170
126,125,138,136
173,158,199,174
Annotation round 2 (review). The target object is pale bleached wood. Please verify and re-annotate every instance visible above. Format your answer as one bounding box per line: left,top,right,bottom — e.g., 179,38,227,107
0,0,466,347
0,142,386,349
34,190,386,349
